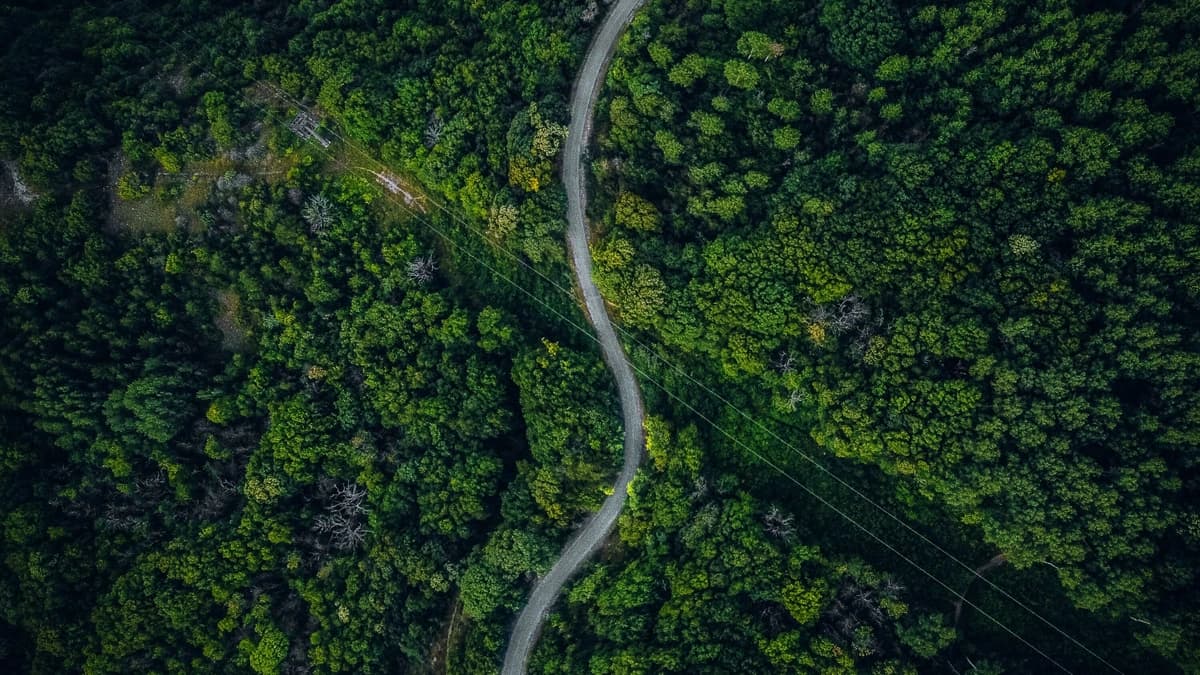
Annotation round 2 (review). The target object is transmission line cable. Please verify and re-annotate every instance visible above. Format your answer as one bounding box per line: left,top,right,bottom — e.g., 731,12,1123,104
248,74,1122,673
145,22,1128,674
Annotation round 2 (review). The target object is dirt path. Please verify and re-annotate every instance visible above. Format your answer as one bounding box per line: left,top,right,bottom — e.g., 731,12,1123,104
953,553,1008,626
500,1,647,673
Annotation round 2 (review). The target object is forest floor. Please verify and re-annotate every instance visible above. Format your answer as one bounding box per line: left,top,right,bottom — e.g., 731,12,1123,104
427,595,466,675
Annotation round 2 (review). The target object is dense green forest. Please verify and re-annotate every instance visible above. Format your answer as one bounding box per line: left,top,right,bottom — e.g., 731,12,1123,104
585,0,1200,670
532,416,968,673
1,0,1198,673
0,1,620,671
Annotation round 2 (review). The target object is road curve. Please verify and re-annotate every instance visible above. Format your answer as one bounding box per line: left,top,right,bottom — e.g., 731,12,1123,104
500,1,647,673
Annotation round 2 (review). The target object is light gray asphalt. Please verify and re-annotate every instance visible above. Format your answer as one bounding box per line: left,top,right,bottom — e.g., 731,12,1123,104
500,1,647,673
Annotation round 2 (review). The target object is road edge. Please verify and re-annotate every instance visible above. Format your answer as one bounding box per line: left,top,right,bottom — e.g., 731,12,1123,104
500,1,648,673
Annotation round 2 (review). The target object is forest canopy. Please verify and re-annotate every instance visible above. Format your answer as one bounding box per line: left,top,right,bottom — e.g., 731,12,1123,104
589,0,1200,668
0,1,620,671
1,0,1198,673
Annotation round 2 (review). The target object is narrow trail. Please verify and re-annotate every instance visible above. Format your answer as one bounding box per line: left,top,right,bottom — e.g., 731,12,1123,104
953,553,1008,626
500,1,647,673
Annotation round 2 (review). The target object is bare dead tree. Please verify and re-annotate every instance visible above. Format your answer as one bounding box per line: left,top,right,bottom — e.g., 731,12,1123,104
820,576,903,652
852,588,875,611
102,503,143,532
785,387,808,412
134,469,168,500
218,474,239,494
424,112,444,148
581,1,599,23
313,513,340,538
305,547,332,570
302,194,334,235
851,327,872,359
196,486,229,520
851,588,887,626
772,350,795,374
879,577,904,599
808,294,872,337
330,482,368,516
309,481,370,552
763,505,795,539
808,294,888,363
334,515,367,551
830,295,870,335
196,464,243,520
407,253,438,283
835,614,859,638
60,496,96,520
854,320,876,352
688,476,708,502
807,300,832,324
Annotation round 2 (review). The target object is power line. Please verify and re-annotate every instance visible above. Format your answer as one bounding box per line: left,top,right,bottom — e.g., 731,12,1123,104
341,182,1077,675
144,22,1121,673
255,79,1120,672
283,133,1076,675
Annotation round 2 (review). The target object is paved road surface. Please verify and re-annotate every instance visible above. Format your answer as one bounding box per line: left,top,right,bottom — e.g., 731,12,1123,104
500,1,646,672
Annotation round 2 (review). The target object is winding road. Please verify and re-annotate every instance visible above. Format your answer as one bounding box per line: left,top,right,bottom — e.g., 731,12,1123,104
500,1,647,673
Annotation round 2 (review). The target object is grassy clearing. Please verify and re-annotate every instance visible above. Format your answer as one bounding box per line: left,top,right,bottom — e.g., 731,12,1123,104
109,124,301,235
213,288,251,351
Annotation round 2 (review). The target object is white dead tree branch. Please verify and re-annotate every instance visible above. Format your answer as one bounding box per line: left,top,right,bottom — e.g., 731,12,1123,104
830,295,870,335
424,112,444,148
785,387,808,412
407,253,438,283
763,505,795,539
302,194,334,235
313,513,367,551
330,482,368,516
311,481,370,551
